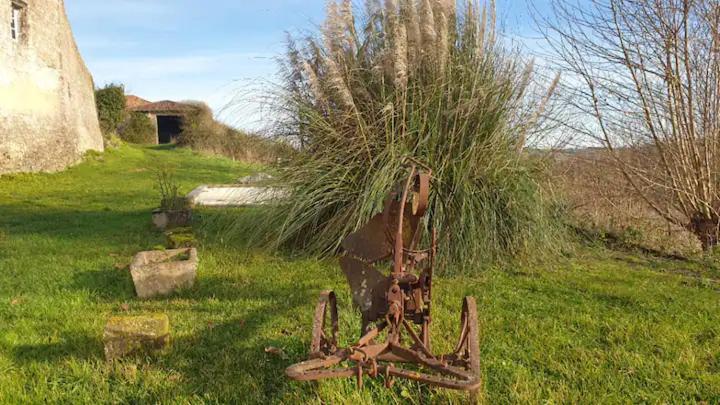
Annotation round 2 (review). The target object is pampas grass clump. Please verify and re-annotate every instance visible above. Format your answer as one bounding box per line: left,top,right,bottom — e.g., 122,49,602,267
244,0,564,273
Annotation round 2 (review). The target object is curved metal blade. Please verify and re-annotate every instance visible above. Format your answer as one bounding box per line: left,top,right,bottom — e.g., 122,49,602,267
339,255,389,321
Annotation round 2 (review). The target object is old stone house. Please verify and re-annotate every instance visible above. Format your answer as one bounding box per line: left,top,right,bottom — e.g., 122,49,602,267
128,98,198,144
0,0,103,175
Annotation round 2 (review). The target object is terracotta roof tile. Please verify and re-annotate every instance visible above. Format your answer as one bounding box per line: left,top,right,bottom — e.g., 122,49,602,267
130,100,199,114
125,95,151,109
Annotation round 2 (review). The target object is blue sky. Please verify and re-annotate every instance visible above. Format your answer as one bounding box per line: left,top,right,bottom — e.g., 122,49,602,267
66,0,549,131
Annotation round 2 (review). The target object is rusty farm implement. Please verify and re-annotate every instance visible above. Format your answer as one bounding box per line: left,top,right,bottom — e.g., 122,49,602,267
286,164,481,398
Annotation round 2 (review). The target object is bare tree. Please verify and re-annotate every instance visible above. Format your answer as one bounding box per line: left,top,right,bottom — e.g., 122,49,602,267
544,0,720,250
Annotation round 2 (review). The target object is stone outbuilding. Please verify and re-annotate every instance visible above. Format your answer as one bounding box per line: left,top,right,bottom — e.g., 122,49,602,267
129,100,198,144
0,0,104,175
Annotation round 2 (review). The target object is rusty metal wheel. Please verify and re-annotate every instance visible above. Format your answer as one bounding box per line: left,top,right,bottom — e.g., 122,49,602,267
310,290,339,357
460,296,480,402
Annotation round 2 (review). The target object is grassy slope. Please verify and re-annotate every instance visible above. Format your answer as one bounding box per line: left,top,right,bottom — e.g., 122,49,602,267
0,145,718,404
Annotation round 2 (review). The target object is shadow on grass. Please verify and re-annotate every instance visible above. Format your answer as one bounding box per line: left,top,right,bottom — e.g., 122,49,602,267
11,273,321,402
591,291,640,310
0,205,166,300
0,204,152,228
0,205,164,248
147,144,180,152
608,250,720,282
161,274,322,402
13,332,103,364
70,268,137,301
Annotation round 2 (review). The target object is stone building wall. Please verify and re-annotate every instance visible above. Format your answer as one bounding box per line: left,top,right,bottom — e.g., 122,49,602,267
0,0,103,175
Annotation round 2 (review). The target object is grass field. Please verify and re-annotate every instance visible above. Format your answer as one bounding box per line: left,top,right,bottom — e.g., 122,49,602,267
0,145,719,403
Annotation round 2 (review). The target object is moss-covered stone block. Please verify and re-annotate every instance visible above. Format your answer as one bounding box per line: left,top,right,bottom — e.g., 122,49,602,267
165,228,196,249
103,314,170,361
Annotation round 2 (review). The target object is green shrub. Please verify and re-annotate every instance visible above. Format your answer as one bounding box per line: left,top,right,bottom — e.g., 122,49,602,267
95,84,126,134
178,102,289,164
238,0,565,273
119,113,156,144
155,168,188,211
221,132,290,163
176,103,216,148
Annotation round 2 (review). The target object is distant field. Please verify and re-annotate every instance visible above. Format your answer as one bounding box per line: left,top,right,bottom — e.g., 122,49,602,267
0,145,718,403
553,149,702,255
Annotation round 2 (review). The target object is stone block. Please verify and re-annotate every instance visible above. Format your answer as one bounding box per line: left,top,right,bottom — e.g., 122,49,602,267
152,208,192,231
165,228,196,249
151,209,169,230
103,314,170,361
130,248,198,299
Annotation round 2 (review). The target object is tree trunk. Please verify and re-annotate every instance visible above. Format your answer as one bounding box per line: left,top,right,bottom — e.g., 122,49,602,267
688,215,719,251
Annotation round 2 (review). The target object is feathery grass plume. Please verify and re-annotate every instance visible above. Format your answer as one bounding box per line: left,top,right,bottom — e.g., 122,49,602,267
323,1,344,58
476,1,486,54
385,0,399,30
383,0,400,80
518,59,535,96
419,0,437,61
430,0,449,37
437,0,457,45
400,0,421,72
282,36,303,93
237,0,566,274
437,11,449,76
394,24,409,90
324,56,356,110
516,72,561,153
486,0,496,52
340,0,358,54
438,0,456,17
364,0,382,17
302,61,325,105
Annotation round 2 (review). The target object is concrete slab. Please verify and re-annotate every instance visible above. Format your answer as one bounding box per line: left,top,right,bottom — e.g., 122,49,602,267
187,185,288,207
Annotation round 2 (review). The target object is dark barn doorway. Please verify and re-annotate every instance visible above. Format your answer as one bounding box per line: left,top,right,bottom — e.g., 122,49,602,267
157,115,183,144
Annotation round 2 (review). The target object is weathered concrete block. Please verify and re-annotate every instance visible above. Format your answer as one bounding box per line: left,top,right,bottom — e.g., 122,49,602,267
151,208,192,231
151,209,169,230
103,314,170,361
130,248,198,299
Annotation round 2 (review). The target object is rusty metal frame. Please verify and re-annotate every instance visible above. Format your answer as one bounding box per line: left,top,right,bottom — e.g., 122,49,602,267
286,164,481,397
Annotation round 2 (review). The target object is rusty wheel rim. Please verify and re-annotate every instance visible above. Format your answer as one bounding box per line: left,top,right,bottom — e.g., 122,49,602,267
460,296,481,401
462,296,480,376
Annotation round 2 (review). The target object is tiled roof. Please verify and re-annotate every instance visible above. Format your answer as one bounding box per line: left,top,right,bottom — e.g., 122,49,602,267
130,100,198,114
125,95,151,109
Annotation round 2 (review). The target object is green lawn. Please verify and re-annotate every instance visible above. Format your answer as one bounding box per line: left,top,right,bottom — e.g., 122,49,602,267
0,145,718,403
